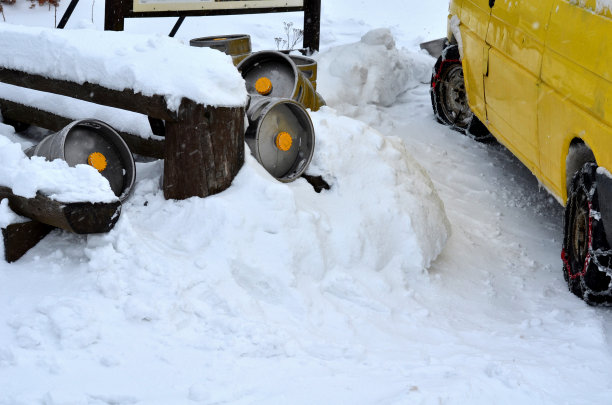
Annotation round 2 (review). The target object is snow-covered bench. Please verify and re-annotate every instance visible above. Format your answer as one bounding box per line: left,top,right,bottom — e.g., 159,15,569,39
0,24,248,200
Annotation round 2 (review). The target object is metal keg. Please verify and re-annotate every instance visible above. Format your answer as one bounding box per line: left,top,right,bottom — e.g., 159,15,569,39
245,97,315,182
26,119,136,202
237,51,324,111
289,54,318,90
190,34,252,66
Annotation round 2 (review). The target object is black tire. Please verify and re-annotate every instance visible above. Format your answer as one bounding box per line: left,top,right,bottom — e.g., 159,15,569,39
562,162,612,305
430,45,491,142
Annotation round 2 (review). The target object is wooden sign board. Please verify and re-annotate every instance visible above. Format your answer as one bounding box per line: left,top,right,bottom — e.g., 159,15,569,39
133,0,303,13
105,0,320,51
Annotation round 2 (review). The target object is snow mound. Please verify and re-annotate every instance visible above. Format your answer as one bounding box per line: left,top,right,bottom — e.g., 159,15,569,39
0,133,117,203
316,28,433,108
0,107,449,402
0,24,247,110
86,106,449,282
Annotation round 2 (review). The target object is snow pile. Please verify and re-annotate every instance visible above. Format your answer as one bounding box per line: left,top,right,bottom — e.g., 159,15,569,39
0,106,450,403
2,0,612,403
308,107,450,269
87,106,449,282
0,128,117,203
0,24,247,110
316,28,433,108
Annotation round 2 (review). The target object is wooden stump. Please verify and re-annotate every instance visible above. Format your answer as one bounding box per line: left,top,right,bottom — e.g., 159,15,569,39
163,100,245,200
2,220,54,263
0,187,121,234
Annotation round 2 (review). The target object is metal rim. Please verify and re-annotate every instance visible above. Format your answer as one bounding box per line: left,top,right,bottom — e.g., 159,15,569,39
289,55,317,82
249,98,315,182
237,51,300,97
189,34,251,55
439,64,472,129
63,119,136,203
571,191,590,267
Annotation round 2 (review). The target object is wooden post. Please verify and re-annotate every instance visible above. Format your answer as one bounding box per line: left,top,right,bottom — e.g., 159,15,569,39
104,0,130,31
303,0,321,53
2,221,54,263
163,100,245,200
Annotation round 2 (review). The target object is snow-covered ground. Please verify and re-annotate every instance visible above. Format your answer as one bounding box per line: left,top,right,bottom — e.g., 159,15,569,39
2,1,612,404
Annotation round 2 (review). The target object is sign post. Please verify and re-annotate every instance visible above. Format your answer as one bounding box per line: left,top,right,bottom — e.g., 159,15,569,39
105,0,321,52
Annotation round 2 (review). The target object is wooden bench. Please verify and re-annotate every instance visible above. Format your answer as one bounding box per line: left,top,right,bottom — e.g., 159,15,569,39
0,67,246,200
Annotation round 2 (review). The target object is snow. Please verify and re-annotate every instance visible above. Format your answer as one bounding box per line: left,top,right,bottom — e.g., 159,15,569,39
569,0,612,14
450,15,463,58
0,125,117,203
0,199,27,229
317,28,433,108
0,24,247,110
2,0,612,404
600,0,612,12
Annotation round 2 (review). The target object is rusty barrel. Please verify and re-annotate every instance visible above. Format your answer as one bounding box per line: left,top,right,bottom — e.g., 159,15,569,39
245,96,315,182
189,34,252,66
237,51,325,111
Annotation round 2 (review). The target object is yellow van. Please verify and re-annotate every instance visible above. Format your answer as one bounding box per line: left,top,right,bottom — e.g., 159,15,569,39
430,0,612,305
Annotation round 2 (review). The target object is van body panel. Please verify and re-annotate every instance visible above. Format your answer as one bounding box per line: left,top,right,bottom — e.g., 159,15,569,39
457,0,491,119
484,0,555,170
540,0,612,202
461,29,488,118
538,83,612,203
450,0,612,206
449,0,462,18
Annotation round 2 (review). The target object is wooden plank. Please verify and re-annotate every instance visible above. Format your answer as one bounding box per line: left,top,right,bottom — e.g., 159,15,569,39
127,7,304,19
0,186,121,234
164,100,245,199
0,98,165,159
2,220,54,263
0,69,177,122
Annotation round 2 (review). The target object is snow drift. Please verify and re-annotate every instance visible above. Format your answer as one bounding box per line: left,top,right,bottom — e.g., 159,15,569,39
0,24,247,110
316,28,433,108
3,1,612,403
0,17,453,405
0,104,450,403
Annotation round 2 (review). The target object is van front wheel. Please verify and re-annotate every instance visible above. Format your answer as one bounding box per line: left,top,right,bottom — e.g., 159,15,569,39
430,45,490,141
562,162,612,305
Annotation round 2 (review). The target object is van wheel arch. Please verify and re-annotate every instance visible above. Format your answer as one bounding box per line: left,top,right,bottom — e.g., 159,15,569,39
565,139,595,197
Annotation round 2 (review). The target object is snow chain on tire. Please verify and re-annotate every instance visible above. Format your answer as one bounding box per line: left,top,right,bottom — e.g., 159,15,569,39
430,45,491,142
562,162,612,305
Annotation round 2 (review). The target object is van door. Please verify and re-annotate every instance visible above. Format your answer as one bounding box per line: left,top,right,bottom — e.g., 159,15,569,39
484,0,555,172
539,0,612,201
459,0,493,121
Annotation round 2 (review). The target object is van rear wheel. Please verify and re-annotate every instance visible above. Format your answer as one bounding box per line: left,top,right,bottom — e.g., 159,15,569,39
562,162,612,305
430,45,490,141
